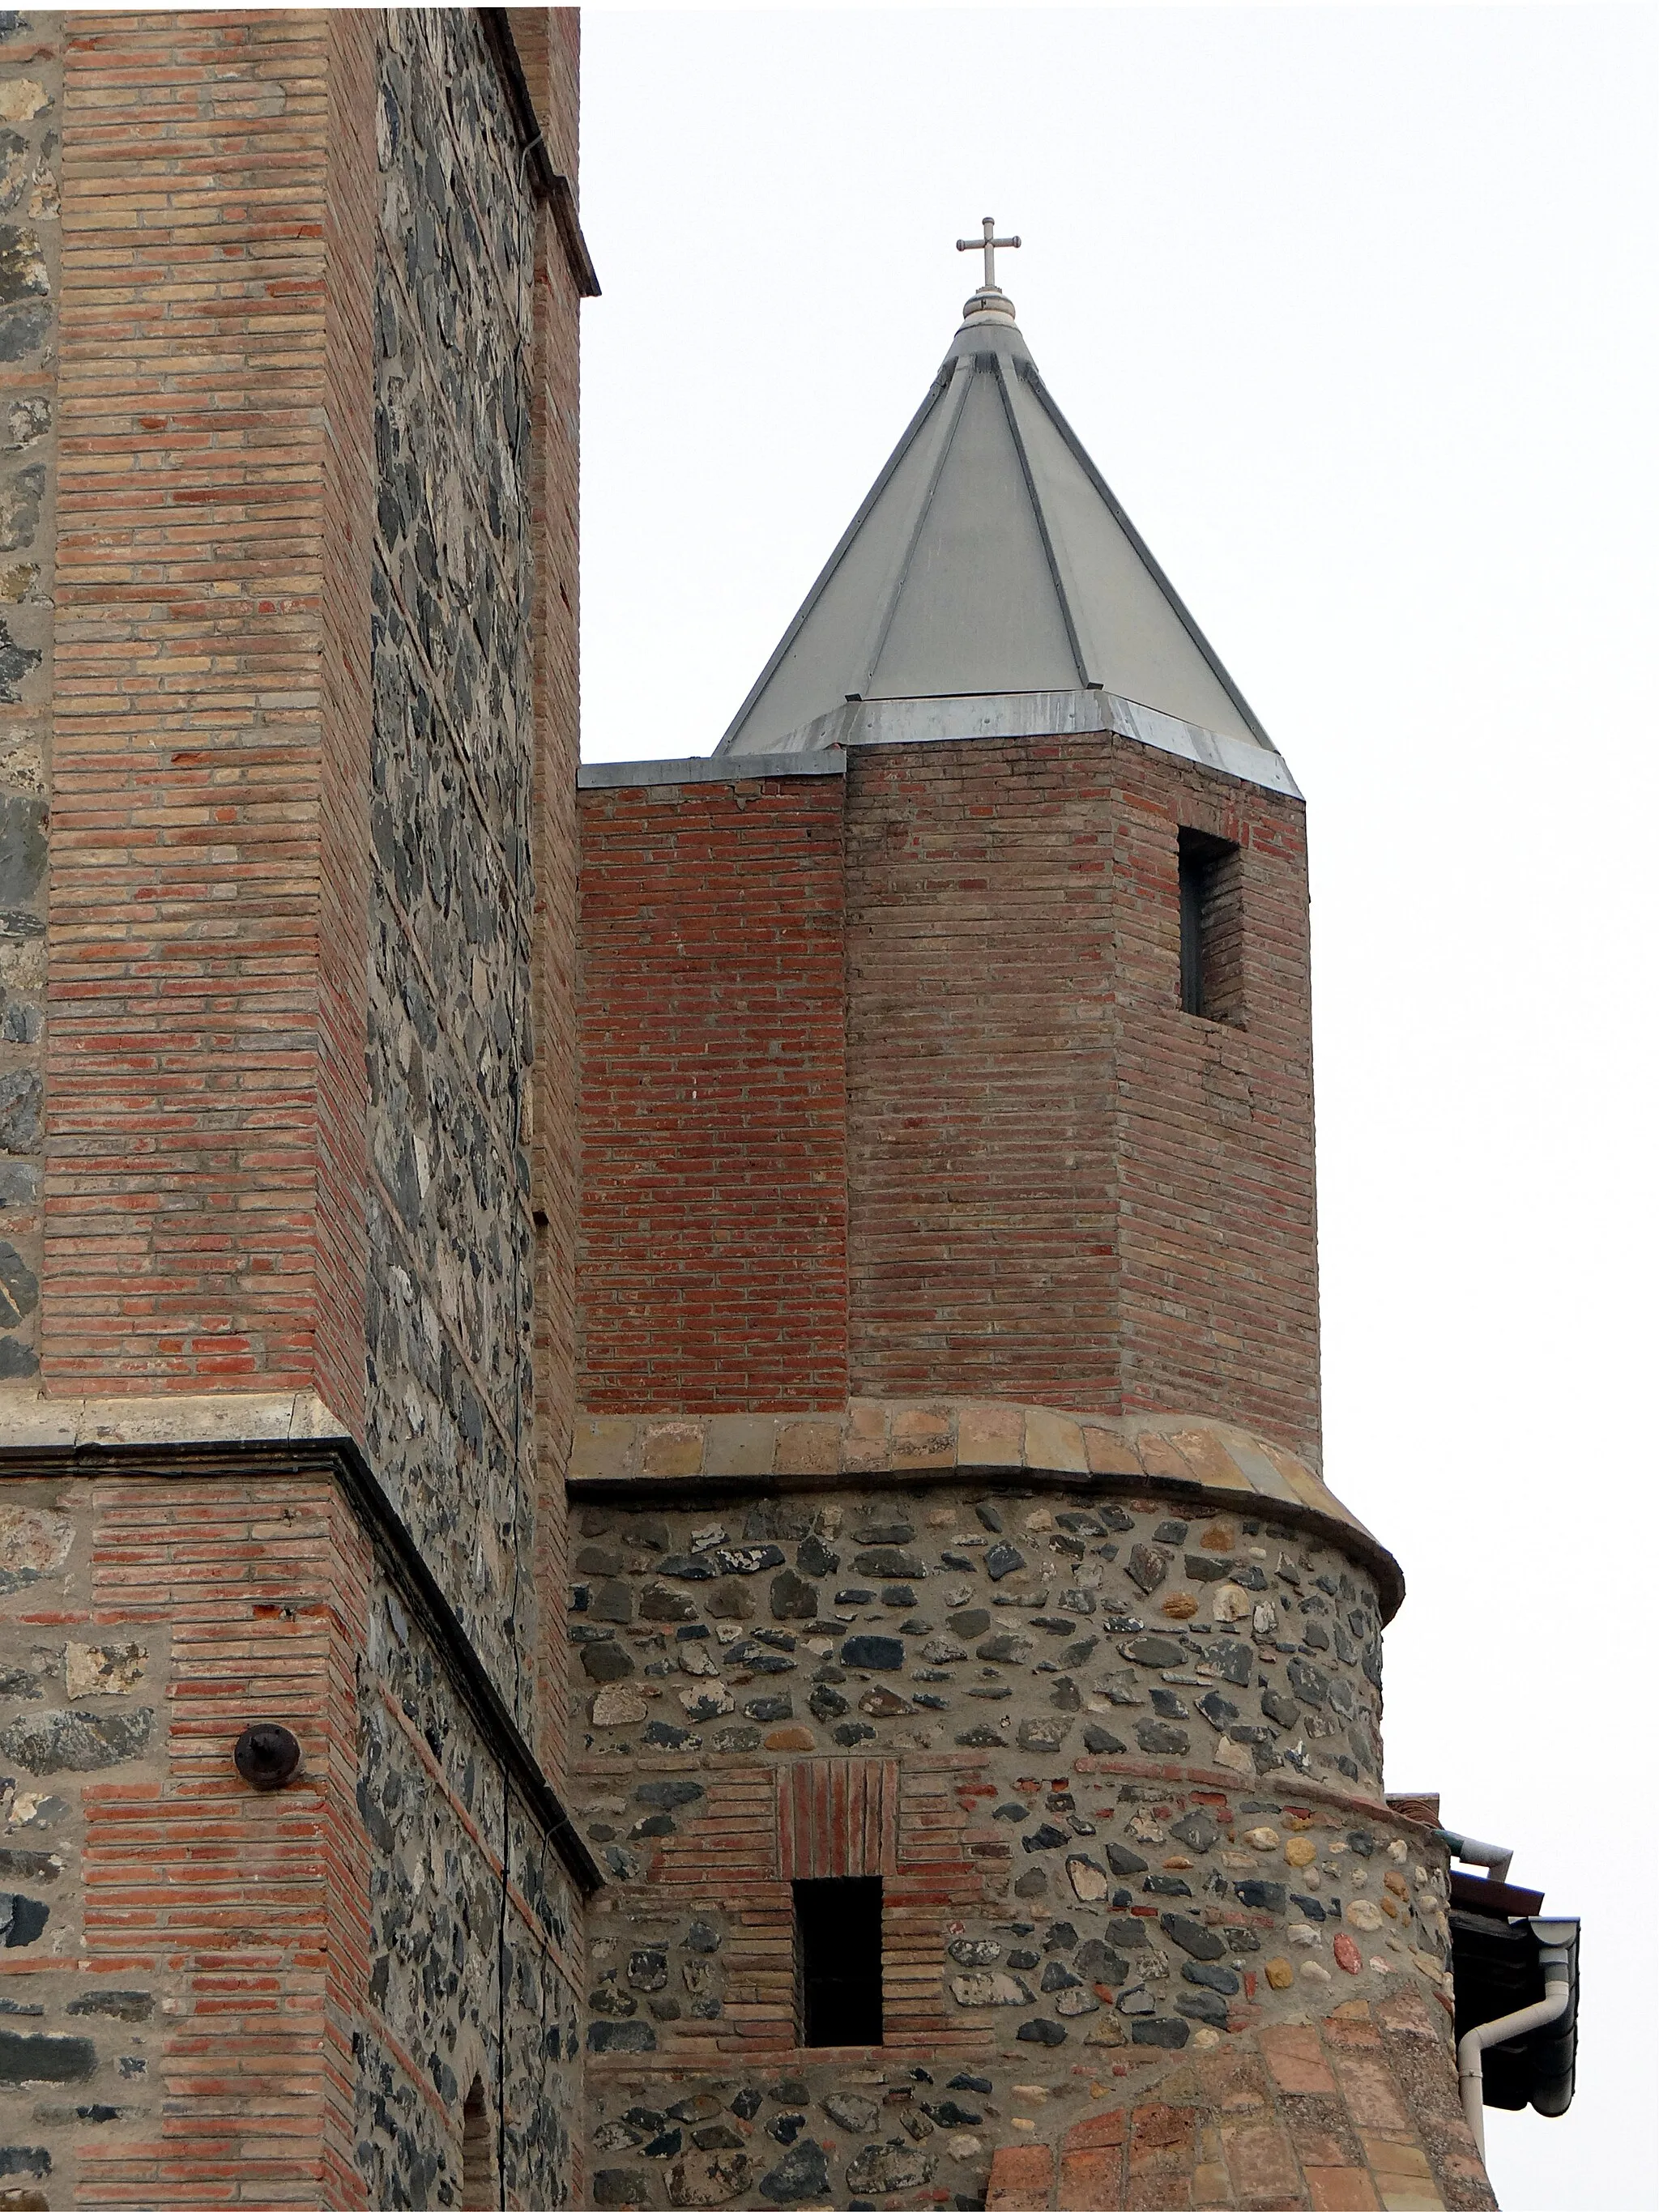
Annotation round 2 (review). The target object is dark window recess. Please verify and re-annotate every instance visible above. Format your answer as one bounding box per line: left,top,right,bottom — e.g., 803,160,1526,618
1178,828,1244,1021
795,1876,883,2046
461,2075,495,2210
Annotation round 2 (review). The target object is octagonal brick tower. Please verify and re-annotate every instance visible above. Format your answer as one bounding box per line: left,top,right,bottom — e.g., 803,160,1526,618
572,269,1491,2212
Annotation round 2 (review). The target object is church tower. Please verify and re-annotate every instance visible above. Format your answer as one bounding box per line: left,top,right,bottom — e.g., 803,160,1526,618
0,12,596,2206
571,238,1548,2210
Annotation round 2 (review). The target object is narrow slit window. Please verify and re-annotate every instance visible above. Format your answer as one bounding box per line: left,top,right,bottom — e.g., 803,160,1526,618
1178,828,1243,1021
795,1875,883,2046
461,2076,495,2210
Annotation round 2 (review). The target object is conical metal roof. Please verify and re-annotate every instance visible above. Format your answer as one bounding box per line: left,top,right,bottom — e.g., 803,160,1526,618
715,284,1286,784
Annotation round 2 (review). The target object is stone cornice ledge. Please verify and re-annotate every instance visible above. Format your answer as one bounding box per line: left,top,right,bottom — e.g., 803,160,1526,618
0,1388,603,1895
570,1400,1404,1622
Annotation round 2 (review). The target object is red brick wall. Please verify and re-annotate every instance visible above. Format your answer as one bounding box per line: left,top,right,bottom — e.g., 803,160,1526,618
578,731,1319,1461
578,774,849,1411
44,11,366,1397
1111,747,1320,1456
844,739,1120,1408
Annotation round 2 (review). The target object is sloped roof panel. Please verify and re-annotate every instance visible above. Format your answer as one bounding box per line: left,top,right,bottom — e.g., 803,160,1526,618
716,300,1284,777
869,361,1078,700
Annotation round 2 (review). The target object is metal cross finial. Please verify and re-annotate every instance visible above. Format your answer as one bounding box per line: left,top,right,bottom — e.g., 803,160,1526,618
956,215,1021,292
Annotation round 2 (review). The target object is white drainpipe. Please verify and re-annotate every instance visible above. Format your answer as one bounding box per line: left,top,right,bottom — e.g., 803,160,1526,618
1456,1920,1577,2160
1435,1827,1515,1885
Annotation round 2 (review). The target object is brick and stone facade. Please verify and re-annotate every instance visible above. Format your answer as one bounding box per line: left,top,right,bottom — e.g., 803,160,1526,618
0,13,1512,2210
0,13,594,2207
568,710,1494,2210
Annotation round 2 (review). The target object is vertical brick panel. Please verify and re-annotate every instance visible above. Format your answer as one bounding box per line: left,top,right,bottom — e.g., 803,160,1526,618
845,738,1121,1407
77,1473,373,2208
46,11,339,1390
578,774,849,1411
1110,745,1320,1458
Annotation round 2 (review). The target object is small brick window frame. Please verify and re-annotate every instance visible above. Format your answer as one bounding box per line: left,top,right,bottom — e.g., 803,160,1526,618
1178,827,1244,1022
777,1759,897,2052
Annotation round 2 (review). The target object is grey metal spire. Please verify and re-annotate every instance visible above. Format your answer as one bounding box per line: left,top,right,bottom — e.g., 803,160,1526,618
714,233,1290,790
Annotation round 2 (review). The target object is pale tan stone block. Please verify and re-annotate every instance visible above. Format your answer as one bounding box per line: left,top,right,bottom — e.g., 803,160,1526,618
889,1405,953,1466
1167,1426,1254,1491
703,1414,778,1477
1082,1425,1140,1476
776,1420,840,1475
569,1417,636,1481
642,1421,705,1477
1024,1407,1087,1472
1132,1430,1193,1481
957,1400,1024,1467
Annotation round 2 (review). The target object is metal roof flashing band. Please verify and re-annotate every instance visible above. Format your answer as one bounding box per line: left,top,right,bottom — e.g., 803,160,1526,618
578,694,1301,799
578,750,848,791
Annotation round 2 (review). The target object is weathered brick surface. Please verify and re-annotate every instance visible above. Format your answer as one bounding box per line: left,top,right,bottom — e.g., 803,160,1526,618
1107,746,1319,1455
578,730,1319,1460
578,774,849,1412
845,735,1318,1451
0,1463,583,2210
2,8,591,2204
44,10,354,1393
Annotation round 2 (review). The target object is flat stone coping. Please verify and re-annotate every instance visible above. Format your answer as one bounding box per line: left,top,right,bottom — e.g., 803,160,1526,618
0,1388,349,1450
569,1399,1402,1619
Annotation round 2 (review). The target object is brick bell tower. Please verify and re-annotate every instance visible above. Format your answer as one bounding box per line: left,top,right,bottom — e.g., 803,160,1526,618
570,241,1523,2208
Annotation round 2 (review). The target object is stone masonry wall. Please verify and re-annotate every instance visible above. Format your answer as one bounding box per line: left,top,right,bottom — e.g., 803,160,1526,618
524,5,586,1797
367,7,541,1719
356,1576,584,2210
0,13,58,1388
564,1483,1459,2210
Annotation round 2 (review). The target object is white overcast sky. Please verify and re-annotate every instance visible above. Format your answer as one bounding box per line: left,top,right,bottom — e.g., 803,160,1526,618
578,9,1657,2206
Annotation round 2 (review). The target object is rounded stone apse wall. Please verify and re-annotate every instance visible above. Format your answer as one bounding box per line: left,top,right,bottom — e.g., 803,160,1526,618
569,1473,1487,2212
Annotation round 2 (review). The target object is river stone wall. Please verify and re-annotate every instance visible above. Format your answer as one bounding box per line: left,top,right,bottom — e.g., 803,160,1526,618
570,1483,1445,2210
571,1487,1384,1792
366,6,539,1720
0,11,57,1387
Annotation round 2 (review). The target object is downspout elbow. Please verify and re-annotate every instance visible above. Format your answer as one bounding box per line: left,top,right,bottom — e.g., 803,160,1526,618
1456,1948,1573,2161
1436,1828,1515,1885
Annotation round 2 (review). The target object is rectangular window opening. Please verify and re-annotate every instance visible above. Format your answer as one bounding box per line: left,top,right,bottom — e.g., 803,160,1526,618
794,1875,883,2047
1178,827,1244,1021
